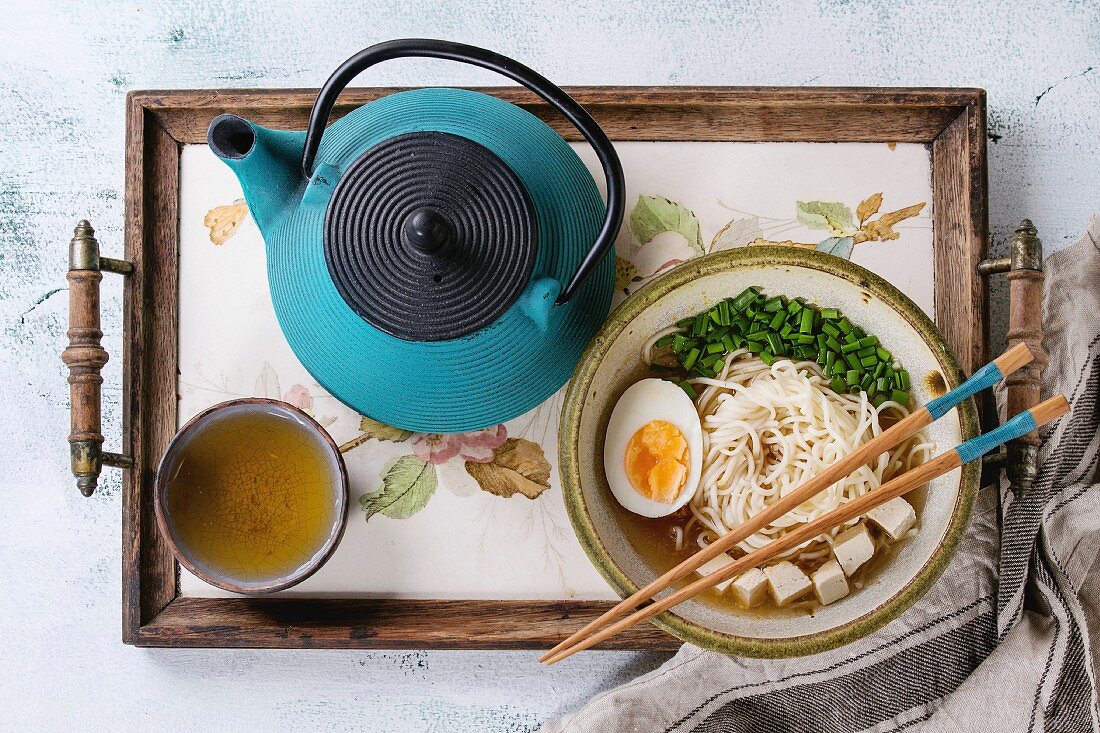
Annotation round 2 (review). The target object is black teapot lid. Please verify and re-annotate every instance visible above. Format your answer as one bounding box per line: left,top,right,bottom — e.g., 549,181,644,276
325,131,537,342
298,39,626,346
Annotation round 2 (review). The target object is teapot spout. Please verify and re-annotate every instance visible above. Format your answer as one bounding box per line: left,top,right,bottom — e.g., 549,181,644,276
207,114,307,234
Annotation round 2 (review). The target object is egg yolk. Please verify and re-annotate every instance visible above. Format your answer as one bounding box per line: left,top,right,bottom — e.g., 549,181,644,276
624,420,689,503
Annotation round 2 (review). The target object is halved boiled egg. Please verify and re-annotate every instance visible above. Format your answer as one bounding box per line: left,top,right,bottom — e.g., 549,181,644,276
604,378,703,517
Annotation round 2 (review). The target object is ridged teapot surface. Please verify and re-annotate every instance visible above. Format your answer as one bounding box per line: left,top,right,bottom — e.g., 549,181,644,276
207,40,624,432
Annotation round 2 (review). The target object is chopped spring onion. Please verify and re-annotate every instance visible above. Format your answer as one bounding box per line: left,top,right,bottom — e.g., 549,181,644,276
649,288,912,405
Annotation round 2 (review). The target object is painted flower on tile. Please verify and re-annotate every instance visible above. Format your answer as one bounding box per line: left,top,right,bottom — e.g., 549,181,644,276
628,195,704,277
282,384,313,412
614,195,704,298
345,418,550,520
633,230,696,277
410,424,508,465
251,364,335,426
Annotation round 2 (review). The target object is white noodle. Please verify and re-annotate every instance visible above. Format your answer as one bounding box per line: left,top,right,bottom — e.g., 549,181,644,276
646,346,931,563
642,325,684,365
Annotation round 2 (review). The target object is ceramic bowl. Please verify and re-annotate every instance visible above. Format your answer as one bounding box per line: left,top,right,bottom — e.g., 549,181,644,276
560,247,979,657
154,398,349,595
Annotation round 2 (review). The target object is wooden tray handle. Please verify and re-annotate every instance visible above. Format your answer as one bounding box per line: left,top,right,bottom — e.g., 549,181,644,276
61,221,134,496
978,219,1047,493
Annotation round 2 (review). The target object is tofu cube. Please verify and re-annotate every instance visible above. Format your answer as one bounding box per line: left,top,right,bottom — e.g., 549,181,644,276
865,496,917,541
695,554,736,593
833,523,875,576
763,561,812,606
730,568,769,608
811,558,850,605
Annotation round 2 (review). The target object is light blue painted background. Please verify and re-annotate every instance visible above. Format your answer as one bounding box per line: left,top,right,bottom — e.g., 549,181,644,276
2,1,1096,730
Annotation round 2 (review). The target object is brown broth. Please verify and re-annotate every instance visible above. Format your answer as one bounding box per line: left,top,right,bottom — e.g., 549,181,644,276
609,494,923,617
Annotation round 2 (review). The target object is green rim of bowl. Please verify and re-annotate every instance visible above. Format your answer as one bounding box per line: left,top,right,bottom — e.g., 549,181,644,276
559,247,980,658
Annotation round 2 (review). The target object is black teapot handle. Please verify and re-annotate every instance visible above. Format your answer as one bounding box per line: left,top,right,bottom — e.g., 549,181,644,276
301,39,624,306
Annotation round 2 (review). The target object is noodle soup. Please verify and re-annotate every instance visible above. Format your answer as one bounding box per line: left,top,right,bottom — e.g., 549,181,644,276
610,490,928,617
602,288,934,613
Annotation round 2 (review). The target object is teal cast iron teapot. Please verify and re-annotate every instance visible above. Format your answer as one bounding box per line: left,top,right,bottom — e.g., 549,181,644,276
207,40,624,433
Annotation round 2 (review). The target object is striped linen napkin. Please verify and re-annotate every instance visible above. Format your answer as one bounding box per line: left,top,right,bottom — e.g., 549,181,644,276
540,214,1100,733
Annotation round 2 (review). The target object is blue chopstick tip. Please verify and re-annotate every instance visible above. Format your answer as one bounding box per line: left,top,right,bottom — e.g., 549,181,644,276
955,409,1038,464
926,361,1004,421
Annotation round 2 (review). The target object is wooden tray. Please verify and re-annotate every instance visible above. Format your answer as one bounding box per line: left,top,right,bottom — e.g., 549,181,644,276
116,87,987,649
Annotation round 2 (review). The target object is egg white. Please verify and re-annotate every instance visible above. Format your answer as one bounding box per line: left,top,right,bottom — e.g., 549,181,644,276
603,378,703,518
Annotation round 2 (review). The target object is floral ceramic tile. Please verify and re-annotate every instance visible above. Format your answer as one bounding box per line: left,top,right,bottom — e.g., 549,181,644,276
177,140,932,599
570,142,934,313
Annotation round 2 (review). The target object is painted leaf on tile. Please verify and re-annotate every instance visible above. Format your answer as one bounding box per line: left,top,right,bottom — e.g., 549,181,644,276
254,362,281,399
816,236,856,259
465,438,551,499
615,256,641,294
358,416,413,443
203,200,248,245
796,201,854,234
629,195,704,256
710,217,764,252
856,193,883,226
360,455,437,520
857,202,926,243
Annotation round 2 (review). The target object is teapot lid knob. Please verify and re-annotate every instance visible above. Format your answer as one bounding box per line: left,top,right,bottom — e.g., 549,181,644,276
402,207,451,254
324,131,538,343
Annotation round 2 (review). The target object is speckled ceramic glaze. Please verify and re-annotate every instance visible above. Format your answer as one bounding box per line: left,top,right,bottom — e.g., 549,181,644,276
560,247,979,657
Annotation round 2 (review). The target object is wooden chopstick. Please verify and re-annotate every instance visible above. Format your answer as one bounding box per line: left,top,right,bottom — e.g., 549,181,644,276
540,343,1034,663
542,393,1067,666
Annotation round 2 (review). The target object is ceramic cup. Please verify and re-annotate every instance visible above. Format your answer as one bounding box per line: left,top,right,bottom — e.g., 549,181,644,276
153,398,349,594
